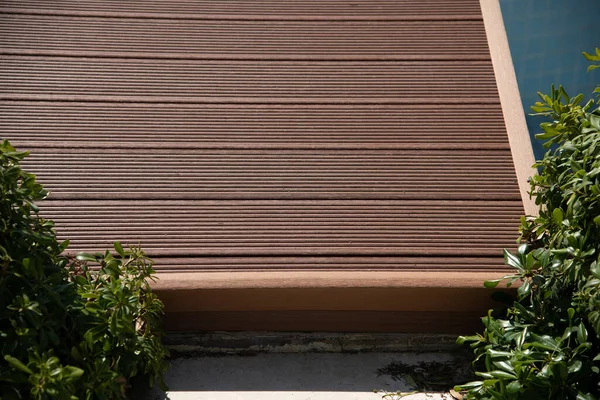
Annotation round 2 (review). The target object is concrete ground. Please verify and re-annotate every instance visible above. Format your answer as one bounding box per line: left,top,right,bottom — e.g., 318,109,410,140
146,352,468,400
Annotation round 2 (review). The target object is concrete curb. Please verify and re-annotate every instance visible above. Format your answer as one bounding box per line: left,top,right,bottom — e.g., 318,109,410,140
164,332,464,356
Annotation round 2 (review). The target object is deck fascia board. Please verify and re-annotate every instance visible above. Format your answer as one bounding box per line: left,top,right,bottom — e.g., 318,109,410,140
154,271,516,333
480,0,537,216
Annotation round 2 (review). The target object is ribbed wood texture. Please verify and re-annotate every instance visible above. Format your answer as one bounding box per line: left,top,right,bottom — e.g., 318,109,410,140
0,1,483,19
0,16,489,60
1,58,498,101
1,102,510,149
22,149,519,200
2,0,521,275
40,200,522,258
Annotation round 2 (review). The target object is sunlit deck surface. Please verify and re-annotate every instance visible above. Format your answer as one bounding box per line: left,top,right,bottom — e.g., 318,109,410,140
2,0,524,333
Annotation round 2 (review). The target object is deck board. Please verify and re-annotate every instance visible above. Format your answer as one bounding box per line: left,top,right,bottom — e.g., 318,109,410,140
0,1,484,19
3,102,510,150
1,57,498,100
40,200,522,257
0,15,489,60
22,149,519,200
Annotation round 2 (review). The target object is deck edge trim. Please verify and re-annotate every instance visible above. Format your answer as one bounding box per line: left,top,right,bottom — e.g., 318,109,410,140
479,0,537,216
153,270,510,290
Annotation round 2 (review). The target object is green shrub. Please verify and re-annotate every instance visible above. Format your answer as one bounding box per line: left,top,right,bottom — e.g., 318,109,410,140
456,50,600,399
0,139,168,399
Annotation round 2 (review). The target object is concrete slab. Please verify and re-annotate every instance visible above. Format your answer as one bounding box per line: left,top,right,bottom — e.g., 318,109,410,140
145,352,465,400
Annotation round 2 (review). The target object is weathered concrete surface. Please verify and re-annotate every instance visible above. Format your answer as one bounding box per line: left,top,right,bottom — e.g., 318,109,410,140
164,332,462,355
146,352,463,400
161,392,449,400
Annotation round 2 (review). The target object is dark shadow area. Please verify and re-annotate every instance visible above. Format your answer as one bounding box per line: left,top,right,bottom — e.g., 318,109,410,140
140,352,466,395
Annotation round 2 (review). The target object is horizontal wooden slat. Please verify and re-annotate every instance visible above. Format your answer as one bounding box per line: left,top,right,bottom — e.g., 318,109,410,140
0,15,488,60
2,102,510,150
23,149,519,200
0,0,482,20
0,57,500,102
149,257,505,272
41,200,523,257
156,271,513,290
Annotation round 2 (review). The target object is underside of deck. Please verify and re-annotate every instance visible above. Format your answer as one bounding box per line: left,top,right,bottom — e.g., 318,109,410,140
1,0,526,333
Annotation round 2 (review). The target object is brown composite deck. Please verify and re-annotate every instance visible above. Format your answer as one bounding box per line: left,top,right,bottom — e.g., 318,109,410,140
1,0,525,333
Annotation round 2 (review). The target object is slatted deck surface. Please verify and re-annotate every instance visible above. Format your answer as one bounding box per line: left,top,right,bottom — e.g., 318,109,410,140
2,0,523,332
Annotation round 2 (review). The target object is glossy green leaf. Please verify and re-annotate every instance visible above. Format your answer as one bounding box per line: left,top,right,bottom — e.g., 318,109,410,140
457,335,482,345
568,308,575,323
454,381,484,390
576,393,596,400
591,114,600,130
62,366,85,380
553,208,564,224
583,49,600,61
517,279,531,298
572,93,584,105
569,360,583,374
488,349,513,358
114,241,125,257
506,380,522,394
577,323,588,344
484,279,501,288
504,249,522,270
527,334,559,351
589,311,600,336
493,361,514,374
4,355,32,374
76,253,97,262
488,370,517,379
